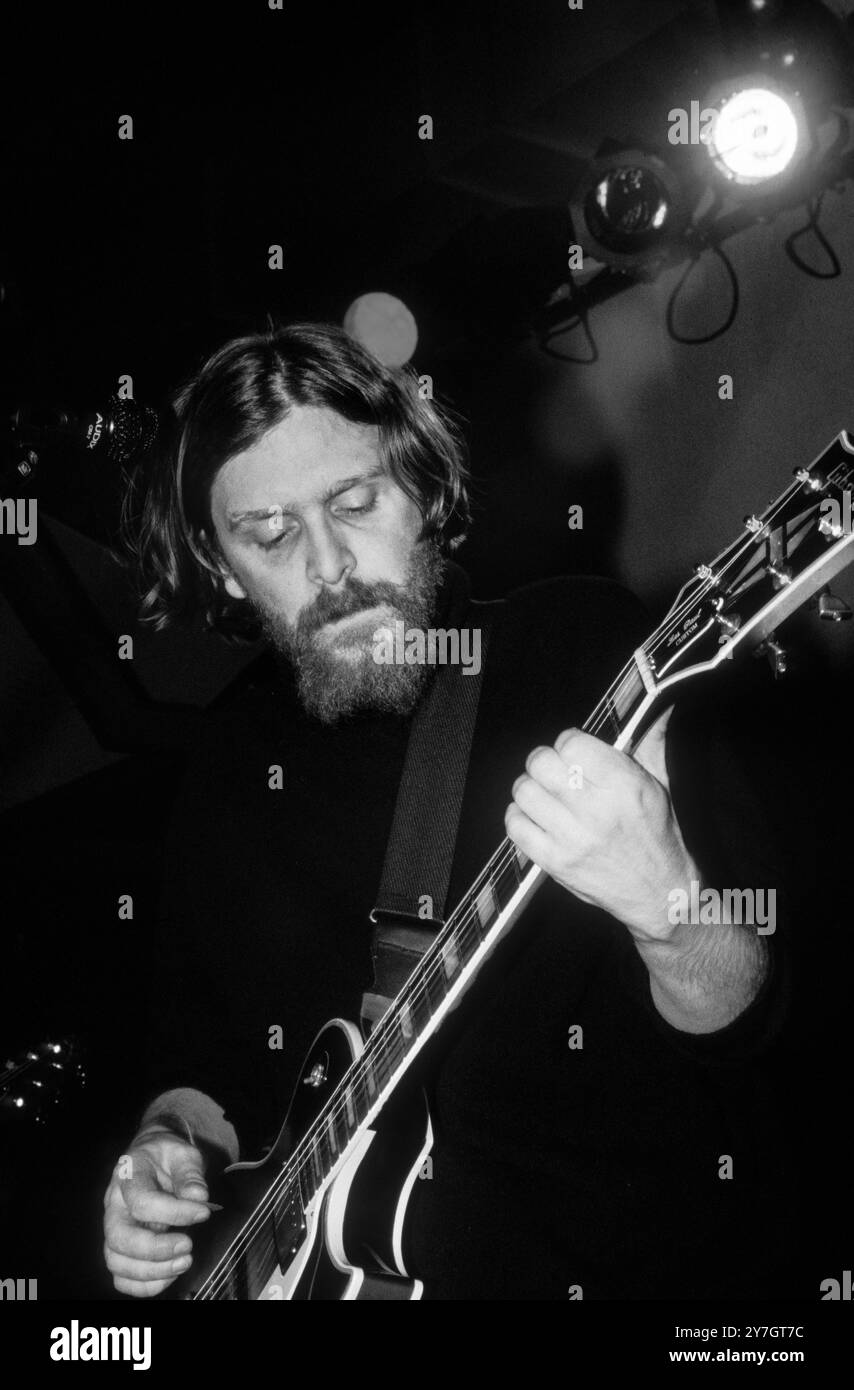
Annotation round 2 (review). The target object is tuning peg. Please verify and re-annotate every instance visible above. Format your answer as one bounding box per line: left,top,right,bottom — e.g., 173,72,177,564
767,563,792,589
794,467,826,492
754,635,787,678
817,588,853,622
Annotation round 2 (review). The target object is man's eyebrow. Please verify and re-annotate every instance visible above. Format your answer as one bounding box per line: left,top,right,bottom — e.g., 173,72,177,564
227,467,386,529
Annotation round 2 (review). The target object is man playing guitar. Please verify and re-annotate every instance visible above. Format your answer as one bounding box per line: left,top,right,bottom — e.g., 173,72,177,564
102,321,790,1300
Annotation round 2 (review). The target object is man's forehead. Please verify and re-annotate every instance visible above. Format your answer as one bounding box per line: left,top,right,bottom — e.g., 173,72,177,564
211,408,383,521
231,407,378,474
257,404,376,451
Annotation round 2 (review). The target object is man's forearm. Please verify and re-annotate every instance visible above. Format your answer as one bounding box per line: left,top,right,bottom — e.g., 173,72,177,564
135,1087,240,1165
634,919,770,1035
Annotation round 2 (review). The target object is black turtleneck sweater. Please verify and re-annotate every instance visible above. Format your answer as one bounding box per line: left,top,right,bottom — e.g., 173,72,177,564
144,563,794,1300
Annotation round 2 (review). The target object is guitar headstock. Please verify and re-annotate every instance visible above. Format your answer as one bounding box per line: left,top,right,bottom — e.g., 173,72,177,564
0,1036,85,1126
646,432,854,689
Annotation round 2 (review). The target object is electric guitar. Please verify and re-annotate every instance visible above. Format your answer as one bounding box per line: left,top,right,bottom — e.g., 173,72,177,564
175,432,854,1300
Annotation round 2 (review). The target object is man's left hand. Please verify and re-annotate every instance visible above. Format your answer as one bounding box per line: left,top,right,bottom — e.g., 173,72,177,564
504,708,697,943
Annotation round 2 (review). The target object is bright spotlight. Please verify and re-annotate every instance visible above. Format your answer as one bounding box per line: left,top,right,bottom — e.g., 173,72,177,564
571,149,689,271
702,78,808,187
343,292,418,366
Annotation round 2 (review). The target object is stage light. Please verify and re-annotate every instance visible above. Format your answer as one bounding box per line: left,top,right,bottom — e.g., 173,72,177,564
701,77,809,187
342,292,418,366
701,1,854,195
570,149,690,272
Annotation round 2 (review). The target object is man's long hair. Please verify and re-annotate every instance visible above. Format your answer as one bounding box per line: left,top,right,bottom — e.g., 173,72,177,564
120,320,472,642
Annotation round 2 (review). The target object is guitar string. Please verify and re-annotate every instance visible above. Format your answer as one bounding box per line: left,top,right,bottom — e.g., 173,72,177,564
195,459,852,1297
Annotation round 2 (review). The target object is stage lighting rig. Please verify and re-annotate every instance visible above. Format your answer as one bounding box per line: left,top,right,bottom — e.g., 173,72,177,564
701,0,854,195
569,144,693,273
549,0,854,350
702,75,809,187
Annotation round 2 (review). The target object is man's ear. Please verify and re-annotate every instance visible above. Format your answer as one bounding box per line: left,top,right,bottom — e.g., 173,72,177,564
200,529,247,601
222,571,247,601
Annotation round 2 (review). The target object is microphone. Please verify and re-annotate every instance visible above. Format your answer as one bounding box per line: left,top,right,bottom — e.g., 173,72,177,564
8,396,160,480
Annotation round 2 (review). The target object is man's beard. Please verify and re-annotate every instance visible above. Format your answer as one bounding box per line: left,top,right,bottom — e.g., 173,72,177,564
250,540,447,723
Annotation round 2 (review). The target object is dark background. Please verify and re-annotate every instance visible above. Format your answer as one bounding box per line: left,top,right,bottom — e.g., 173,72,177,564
1,0,852,1299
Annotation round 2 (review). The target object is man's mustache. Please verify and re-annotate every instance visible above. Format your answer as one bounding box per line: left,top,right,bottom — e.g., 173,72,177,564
297,578,404,639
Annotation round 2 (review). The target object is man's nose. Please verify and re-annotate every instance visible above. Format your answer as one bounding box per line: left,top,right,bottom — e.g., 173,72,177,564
304,518,356,588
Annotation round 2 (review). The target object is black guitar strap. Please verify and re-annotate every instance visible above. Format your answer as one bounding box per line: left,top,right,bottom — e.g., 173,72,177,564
360,596,505,1037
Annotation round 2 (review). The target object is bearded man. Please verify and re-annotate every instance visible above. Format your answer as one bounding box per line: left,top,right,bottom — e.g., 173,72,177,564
102,322,791,1301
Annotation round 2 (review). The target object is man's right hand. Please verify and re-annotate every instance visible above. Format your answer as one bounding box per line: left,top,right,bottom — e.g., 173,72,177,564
103,1131,213,1297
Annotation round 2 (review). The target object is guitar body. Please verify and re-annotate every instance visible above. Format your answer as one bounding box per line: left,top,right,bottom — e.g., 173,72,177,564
178,1020,431,1301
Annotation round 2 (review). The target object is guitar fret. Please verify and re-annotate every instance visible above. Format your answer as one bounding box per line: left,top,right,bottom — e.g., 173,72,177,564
423,954,449,1013
600,695,622,740
353,1072,371,1122
512,842,529,876
244,1247,264,1299
373,1044,393,1089
508,845,522,885
297,1165,311,1215
496,858,520,907
319,1132,334,1179
440,935,461,979
474,880,496,930
458,911,482,962
378,1015,403,1069
611,663,646,726
409,981,433,1033
500,844,527,902
363,1057,377,1099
